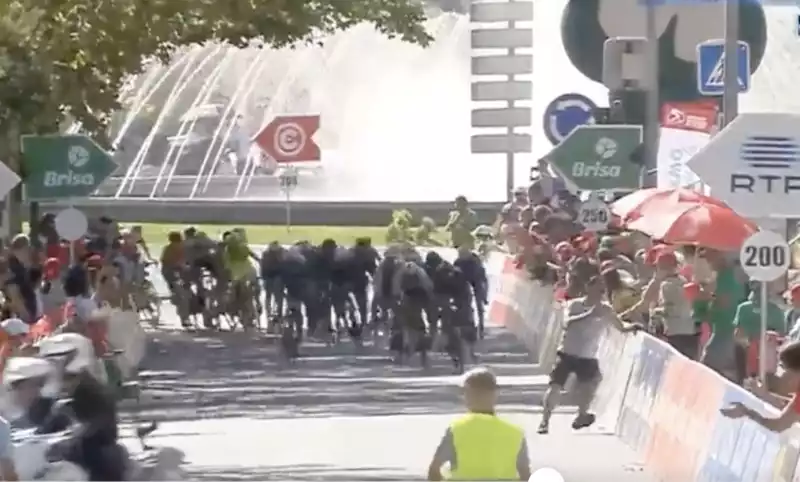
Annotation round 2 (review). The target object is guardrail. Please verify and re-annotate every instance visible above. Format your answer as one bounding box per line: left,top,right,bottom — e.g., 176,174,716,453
487,253,800,481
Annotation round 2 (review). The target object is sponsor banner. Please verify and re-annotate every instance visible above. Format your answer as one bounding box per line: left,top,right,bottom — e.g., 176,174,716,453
592,327,638,431
486,257,558,360
537,306,564,372
645,353,723,479
618,335,672,452
657,100,717,190
660,101,718,134
656,128,709,190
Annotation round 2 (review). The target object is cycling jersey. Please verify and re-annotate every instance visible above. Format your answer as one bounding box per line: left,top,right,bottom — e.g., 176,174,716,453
160,243,184,267
224,237,253,281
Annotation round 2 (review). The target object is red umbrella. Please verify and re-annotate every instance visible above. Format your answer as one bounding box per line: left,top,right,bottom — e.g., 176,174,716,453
626,203,758,251
611,188,729,223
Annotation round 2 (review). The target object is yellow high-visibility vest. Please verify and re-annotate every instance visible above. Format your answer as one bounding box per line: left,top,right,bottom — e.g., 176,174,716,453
449,413,524,480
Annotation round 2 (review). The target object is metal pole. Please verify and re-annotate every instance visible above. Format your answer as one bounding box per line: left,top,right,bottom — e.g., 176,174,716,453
759,281,768,382
722,0,739,126
285,190,291,232
506,13,516,200
643,4,660,188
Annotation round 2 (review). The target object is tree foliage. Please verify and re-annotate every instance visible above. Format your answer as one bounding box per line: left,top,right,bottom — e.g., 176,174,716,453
0,0,431,148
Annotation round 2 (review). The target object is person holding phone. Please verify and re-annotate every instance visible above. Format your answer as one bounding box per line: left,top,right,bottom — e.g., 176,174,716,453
721,340,800,432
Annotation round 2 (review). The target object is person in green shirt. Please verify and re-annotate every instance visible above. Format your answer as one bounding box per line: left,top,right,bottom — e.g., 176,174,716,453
386,210,413,245
414,217,443,246
734,287,787,340
733,283,788,383
698,251,746,379
445,195,477,249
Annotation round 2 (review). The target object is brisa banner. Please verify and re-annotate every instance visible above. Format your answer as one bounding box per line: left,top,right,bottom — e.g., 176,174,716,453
488,254,800,481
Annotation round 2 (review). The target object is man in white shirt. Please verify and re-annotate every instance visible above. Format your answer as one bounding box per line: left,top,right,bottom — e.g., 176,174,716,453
538,275,639,434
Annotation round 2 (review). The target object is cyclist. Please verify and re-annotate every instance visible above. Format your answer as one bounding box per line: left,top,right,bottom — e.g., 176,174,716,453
430,259,476,370
127,225,153,261
261,242,286,324
392,260,434,365
371,254,401,335
454,245,488,339
222,231,257,329
160,231,185,295
349,238,380,328
414,217,443,247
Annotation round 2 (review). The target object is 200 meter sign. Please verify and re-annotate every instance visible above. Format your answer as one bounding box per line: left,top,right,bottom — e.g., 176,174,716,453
739,230,791,282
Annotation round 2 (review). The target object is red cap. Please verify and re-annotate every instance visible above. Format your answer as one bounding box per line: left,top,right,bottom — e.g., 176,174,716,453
43,258,60,281
645,245,673,266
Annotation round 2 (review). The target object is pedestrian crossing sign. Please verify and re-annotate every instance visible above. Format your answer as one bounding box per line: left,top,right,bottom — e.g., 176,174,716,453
696,40,750,96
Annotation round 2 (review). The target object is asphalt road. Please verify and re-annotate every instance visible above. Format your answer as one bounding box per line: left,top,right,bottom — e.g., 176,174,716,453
119,249,656,481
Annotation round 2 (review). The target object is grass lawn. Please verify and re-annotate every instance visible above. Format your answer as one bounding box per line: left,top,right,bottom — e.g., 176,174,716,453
127,223,450,246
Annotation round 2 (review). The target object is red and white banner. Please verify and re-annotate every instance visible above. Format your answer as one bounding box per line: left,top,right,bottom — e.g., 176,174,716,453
660,101,718,134
656,101,719,190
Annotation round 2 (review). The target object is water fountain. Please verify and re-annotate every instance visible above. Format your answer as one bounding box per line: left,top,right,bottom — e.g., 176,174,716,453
95,10,488,202
93,1,800,204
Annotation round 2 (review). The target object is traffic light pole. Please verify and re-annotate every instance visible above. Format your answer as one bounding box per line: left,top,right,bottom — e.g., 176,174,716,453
506,14,517,200
642,4,660,189
722,0,739,126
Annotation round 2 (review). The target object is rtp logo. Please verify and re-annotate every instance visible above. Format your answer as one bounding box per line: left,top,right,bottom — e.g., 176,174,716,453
732,136,800,194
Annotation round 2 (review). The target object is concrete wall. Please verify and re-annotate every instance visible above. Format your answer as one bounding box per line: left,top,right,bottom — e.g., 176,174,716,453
31,200,502,226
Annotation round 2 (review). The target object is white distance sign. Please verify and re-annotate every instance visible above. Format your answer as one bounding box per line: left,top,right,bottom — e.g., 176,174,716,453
278,166,298,192
578,198,611,232
54,207,88,242
739,230,790,282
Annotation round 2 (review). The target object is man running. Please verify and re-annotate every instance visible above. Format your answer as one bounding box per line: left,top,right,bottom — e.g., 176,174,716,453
538,275,639,434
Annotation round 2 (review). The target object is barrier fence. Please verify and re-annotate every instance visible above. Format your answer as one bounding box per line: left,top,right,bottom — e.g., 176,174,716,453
487,253,800,482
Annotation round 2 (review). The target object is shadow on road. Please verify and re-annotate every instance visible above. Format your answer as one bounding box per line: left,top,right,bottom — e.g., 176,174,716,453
190,463,422,481
126,328,559,423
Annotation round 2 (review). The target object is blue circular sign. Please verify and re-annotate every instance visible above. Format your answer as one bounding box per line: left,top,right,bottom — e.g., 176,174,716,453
543,93,598,146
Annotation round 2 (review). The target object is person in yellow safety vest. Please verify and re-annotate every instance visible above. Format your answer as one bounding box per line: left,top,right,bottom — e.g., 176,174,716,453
427,367,531,481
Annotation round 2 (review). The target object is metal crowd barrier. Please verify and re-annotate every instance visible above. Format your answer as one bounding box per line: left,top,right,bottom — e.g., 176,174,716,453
486,253,800,482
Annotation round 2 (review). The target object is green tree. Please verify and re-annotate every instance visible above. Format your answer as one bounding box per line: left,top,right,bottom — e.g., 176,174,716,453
0,0,430,141
0,0,430,231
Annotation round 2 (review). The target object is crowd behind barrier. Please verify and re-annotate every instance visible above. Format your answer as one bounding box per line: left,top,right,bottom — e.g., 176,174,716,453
487,252,800,482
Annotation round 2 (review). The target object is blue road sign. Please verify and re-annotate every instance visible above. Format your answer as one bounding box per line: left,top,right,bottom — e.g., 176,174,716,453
696,40,750,96
542,93,597,146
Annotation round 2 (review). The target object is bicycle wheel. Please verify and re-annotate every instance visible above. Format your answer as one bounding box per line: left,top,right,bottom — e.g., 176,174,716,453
146,287,162,325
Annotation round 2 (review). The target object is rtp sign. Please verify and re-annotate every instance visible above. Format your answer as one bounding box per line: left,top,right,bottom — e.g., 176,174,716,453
696,40,750,96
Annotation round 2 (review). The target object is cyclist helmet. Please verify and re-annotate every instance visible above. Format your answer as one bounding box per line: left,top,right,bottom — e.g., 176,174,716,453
425,250,443,268
232,227,247,243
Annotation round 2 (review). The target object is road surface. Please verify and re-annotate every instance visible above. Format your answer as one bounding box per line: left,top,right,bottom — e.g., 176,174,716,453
120,250,656,481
